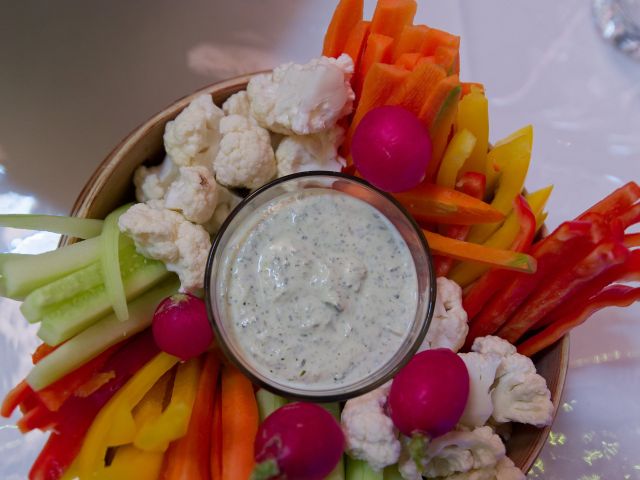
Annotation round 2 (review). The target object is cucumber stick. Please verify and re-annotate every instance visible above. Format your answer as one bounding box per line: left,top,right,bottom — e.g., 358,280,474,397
346,458,383,480
0,253,33,297
323,402,345,480
36,256,171,345
256,389,287,421
0,214,103,238
27,277,180,390
100,205,131,321
382,465,403,480
1,236,101,299
20,243,138,321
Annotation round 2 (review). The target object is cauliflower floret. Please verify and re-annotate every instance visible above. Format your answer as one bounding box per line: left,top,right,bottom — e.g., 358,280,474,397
471,336,518,358
341,383,401,471
133,155,179,203
118,203,211,292
458,352,502,428
164,94,223,168
444,456,525,480
247,54,355,135
275,125,345,176
420,277,468,353
399,426,506,479
222,91,256,123
201,184,242,235
163,166,218,224
213,114,276,189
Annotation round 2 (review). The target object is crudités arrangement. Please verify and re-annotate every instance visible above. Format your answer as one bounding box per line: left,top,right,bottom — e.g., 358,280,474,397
1,0,639,479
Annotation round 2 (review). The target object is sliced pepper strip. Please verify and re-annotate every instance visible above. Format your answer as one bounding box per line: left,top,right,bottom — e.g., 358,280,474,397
76,352,179,477
625,233,640,248
1,380,33,418
103,445,164,480
618,203,640,229
577,181,640,221
518,285,640,357
423,230,537,273
134,356,202,452
455,87,489,177
435,129,477,189
496,241,629,343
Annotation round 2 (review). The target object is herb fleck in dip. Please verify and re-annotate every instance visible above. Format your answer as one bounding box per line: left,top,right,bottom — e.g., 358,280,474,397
218,188,418,389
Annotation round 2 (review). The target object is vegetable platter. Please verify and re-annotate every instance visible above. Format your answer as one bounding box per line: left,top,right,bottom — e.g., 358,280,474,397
1,0,638,479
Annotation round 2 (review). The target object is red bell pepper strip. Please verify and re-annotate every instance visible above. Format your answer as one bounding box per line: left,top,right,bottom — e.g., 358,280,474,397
618,203,640,229
17,404,56,433
463,195,535,329
161,351,221,479
577,181,640,221
496,241,629,343
465,220,594,344
625,233,640,248
435,172,486,276
1,380,34,418
32,344,57,364
518,285,640,357
29,331,159,480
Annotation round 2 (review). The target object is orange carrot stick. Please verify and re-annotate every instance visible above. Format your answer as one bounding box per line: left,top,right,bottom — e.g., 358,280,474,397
342,20,371,72
162,351,221,480
220,363,259,480
323,0,364,58
434,45,460,74
210,387,222,480
371,0,417,40
422,230,537,273
394,52,422,70
391,24,430,61
421,28,460,55
354,33,394,97
387,60,447,116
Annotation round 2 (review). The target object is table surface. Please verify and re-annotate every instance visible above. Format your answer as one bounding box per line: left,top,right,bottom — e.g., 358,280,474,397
1,1,639,478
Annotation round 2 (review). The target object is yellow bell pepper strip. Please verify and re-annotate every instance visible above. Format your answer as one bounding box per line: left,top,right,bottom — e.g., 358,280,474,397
483,124,533,199
134,356,202,453
75,352,179,477
525,185,553,233
422,230,537,274
449,185,552,286
435,129,477,189
455,86,489,176
467,125,533,244
131,370,174,435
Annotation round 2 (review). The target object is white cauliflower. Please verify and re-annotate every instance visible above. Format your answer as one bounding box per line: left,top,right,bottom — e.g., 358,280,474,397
247,54,355,135
163,166,219,224
470,336,554,427
399,426,506,479
458,352,502,428
275,125,346,176
164,94,223,168
222,91,256,123
118,203,211,292
133,155,179,203
420,277,468,353
201,184,242,235
213,114,276,189
444,456,524,480
341,383,401,471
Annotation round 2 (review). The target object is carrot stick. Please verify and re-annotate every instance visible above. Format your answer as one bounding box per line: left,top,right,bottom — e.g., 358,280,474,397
354,33,394,97
394,52,422,70
419,75,461,128
344,63,410,157
392,24,430,61
423,230,537,273
371,0,417,40
434,46,460,75
210,387,222,480
421,28,460,55
220,363,259,480
342,20,371,72
162,351,221,480
387,60,447,116
323,0,364,58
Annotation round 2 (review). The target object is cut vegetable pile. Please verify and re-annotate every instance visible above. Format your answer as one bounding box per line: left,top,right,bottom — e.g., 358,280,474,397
1,0,639,479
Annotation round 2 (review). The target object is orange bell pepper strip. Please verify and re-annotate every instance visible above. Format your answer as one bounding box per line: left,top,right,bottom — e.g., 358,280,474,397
456,86,489,177
422,230,537,274
370,0,417,40
518,285,640,357
394,182,505,226
391,24,429,61
322,0,364,58
162,351,221,480
221,363,259,480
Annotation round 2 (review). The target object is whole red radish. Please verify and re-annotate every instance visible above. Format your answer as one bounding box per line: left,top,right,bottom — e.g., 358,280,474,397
152,293,213,360
389,348,469,439
251,402,345,480
352,105,432,193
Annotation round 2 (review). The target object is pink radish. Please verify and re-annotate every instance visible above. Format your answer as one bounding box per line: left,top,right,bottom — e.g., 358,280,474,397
251,402,345,480
151,293,213,360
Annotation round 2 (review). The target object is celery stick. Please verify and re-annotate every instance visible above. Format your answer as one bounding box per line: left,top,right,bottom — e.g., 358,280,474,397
27,277,179,390
0,214,103,238
101,205,131,321
346,458,383,480
323,402,345,480
36,258,170,345
20,243,139,322
382,465,403,480
256,389,287,421
1,236,101,299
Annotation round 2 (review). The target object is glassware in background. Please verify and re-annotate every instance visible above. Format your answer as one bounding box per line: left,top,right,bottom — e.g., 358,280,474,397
593,0,640,59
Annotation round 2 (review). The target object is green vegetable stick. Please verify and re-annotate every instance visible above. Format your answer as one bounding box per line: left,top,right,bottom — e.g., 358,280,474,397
101,205,131,321
346,457,383,480
256,389,288,422
0,214,103,238
323,402,345,480
382,464,404,480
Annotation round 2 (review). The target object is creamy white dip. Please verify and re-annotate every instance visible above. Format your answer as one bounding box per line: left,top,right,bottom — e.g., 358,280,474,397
218,188,418,389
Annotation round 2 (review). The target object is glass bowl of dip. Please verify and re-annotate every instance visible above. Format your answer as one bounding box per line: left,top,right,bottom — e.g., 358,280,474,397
205,172,436,401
